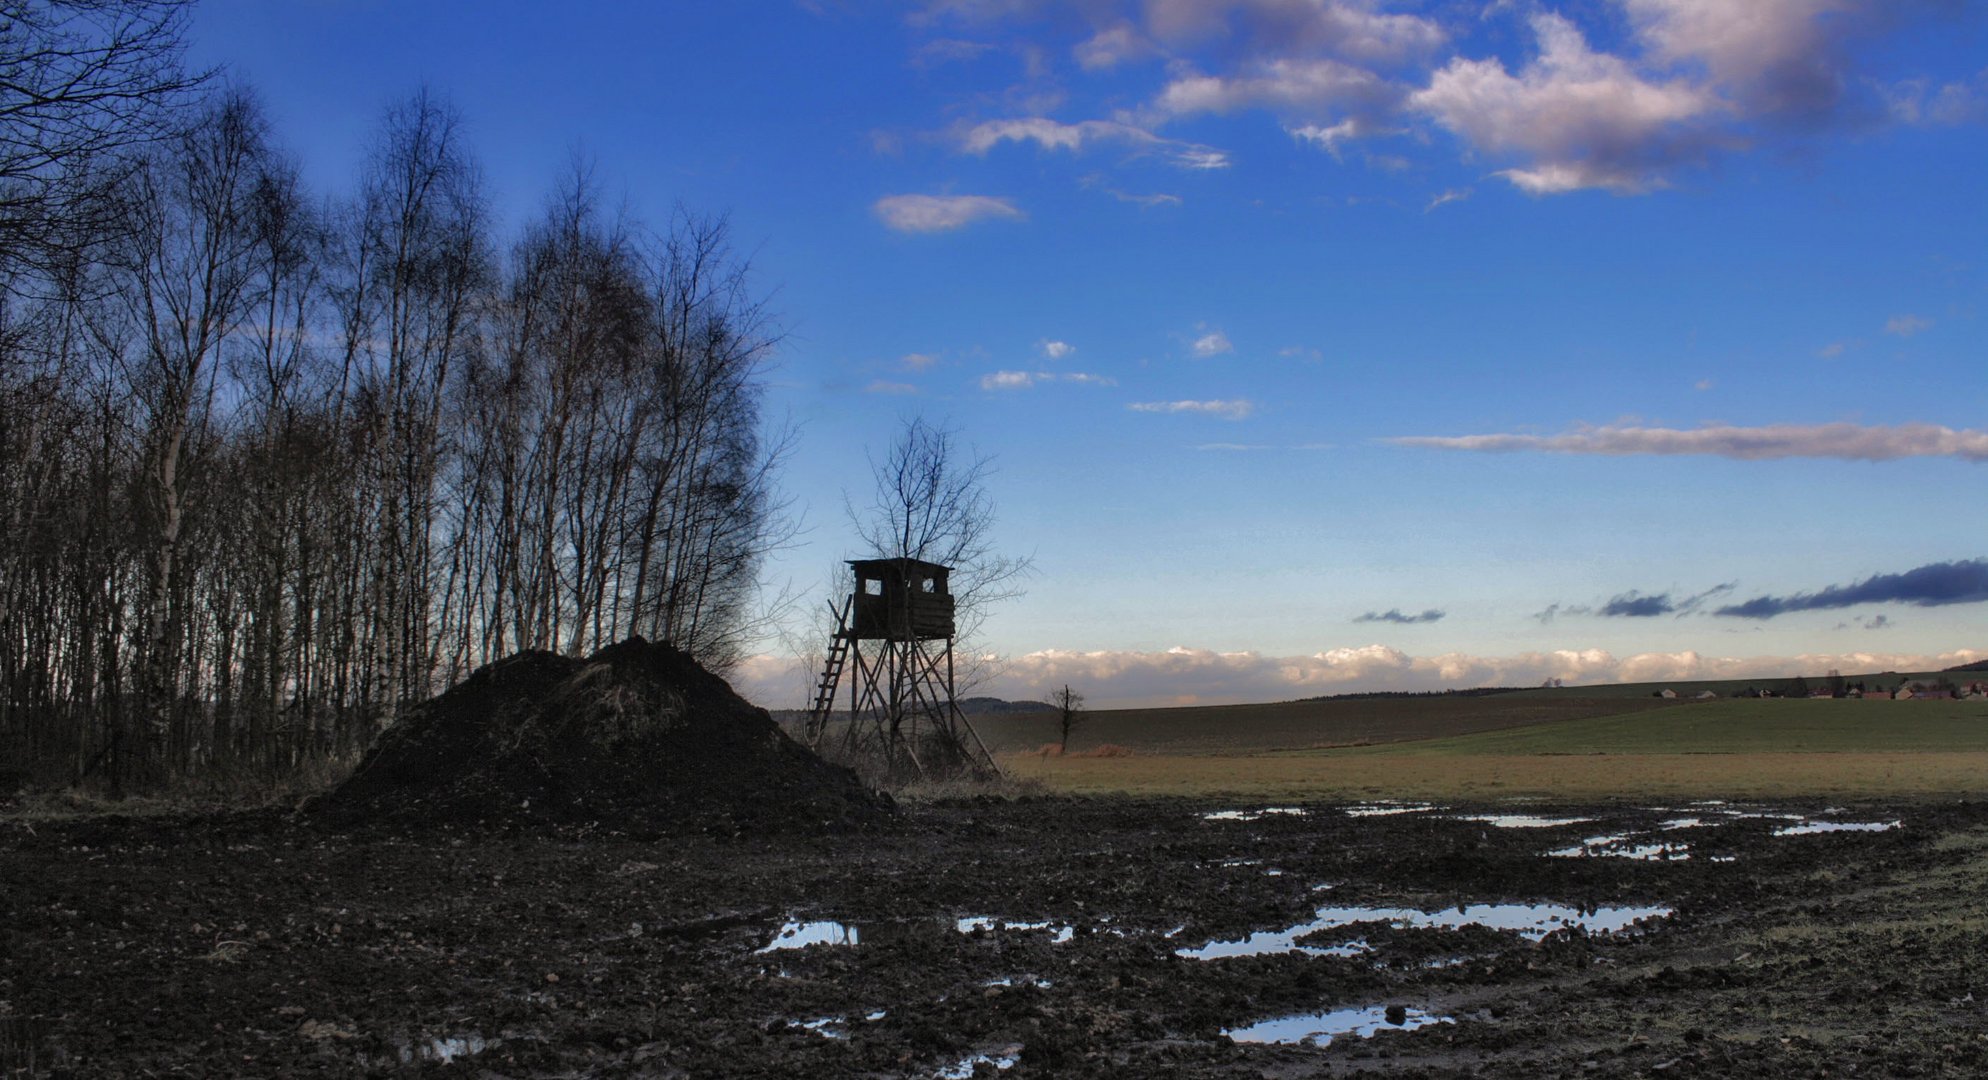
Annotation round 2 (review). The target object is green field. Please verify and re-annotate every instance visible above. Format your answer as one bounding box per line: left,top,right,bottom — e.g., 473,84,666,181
994,694,1988,800
1323,698,1988,756
971,693,1682,754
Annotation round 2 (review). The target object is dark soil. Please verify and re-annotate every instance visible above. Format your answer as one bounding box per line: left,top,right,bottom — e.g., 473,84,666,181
309,637,889,835
7,795,1988,1077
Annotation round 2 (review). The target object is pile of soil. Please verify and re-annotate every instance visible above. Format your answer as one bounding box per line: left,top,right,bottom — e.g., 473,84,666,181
311,637,889,833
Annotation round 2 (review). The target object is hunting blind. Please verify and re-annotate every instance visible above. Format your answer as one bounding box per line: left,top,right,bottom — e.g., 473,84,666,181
805,558,998,777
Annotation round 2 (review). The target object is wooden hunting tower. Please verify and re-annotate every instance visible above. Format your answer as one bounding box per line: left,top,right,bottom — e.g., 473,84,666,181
805,558,998,777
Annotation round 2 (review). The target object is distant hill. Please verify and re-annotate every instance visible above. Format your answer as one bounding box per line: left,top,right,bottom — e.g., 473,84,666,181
1946,659,1988,673
958,696,1053,715
1295,687,1525,703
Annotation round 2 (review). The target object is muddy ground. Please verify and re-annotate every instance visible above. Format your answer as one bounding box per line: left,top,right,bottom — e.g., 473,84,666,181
6,795,1988,1077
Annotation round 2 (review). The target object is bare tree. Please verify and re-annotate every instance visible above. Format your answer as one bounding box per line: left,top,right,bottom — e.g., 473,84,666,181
849,417,1030,647
0,81,790,795
96,87,275,785
0,0,210,286
1046,683,1084,754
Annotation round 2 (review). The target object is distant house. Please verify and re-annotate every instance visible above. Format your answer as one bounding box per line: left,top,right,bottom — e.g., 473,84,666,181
1694,690,1718,699
1658,688,1677,699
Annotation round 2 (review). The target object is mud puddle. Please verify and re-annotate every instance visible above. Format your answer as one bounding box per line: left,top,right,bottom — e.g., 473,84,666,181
1177,901,1671,960
1202,807,1307,821
1773,819,1902,835
1546,834,1692,860
1224,1004,1455,1047
937,1048,1021,1076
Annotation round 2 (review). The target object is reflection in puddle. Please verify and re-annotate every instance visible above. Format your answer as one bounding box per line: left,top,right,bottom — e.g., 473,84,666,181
1177,902,1670,961
1546,835,1690,861
759,920,859,952
1203,807,1307,822
956,917,1076,944
1456,814,1593,829
984,976,1053,988
1224,1005,1453,1046
1344,803,1439,817
399,1034,488,1065
795,1017,846,1039
765,916,1084,953
937,1048,1022,1077
1658,817,1710,830
1773,820,1901,836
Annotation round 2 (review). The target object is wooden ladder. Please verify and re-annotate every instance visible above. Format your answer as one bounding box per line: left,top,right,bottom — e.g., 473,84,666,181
805,597,853,748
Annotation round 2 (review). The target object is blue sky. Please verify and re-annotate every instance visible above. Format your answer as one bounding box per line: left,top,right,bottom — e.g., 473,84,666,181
190,1,1987,707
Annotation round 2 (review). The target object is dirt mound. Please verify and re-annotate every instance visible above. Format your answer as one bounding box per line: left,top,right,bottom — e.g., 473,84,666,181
311,637,890,833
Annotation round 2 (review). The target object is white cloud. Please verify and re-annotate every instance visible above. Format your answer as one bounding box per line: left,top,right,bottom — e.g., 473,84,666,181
1623,0,1862,120
1410,12,1723,194
1882,70,1988,126
729,643,1988,710
980,369,1037,390
1156,57,1391,119
874,193,1025,232
1388,421,1988,463
1074,20,1150,70
1885,313,1932,337
1128,399,1255,420
1287,118,1362,156
957,117,1231,169
901,351,941,370
1039,339,1074,359
1424,187,1471,212
1140,0,1445,63
980,369,1117,390
1103,188,1184,208
1190,329,1234,357
865,380,920,395
1278,345,1323,362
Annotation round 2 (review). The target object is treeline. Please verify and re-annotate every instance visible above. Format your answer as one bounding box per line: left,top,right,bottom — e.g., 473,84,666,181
0,9,785,792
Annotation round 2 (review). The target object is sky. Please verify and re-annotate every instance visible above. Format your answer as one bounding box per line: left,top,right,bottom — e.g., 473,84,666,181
188,0,1987,708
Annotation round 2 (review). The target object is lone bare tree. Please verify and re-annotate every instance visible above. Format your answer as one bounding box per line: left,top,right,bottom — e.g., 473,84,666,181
1047,683,1085,754
849,416,1029,649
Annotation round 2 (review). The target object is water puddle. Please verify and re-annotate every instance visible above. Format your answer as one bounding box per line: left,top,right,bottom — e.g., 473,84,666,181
1657,817,1710,830
759,920,859,952
1343,802,1439,817
1456,813,1592,829
1224,1005,1453,1046
937,1048,1022,1077
956,916,1076,944
398,1034,489,1065
794,1017,847,1039
1202,807,1307,821
1772,820,1901,836
1546,835,1691,861
983,976,1053,988
765,916,1081,953
1177,902,1670,961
